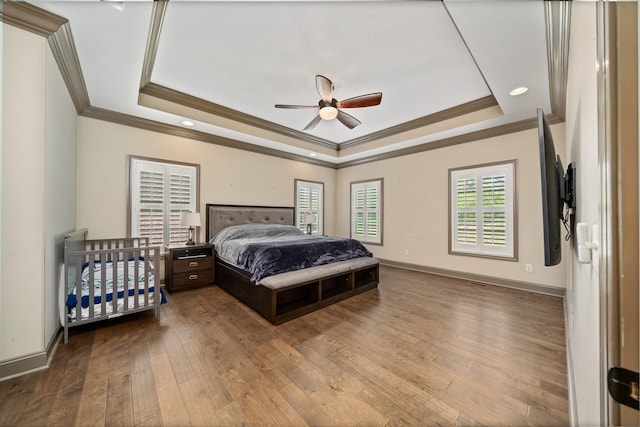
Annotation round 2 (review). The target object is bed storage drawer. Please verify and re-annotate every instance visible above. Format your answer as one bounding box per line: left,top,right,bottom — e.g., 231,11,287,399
165,243,215,292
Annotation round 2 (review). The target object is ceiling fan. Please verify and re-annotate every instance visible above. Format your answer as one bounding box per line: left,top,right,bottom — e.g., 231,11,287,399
275,75,382,130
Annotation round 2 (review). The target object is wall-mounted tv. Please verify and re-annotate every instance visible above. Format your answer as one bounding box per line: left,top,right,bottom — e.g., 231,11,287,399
537,107,576,266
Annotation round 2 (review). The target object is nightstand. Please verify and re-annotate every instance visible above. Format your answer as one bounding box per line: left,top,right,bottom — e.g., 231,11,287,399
164,243,215,292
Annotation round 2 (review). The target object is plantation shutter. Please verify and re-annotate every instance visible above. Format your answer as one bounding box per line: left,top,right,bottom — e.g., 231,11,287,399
138,169,165,246
295,180,323,235
351,179,382,244
298,186,311,232
456,177,477,245
450,162,514,259
354,187,366,237
169,172,194,245
131,158,198,246
482,174,506,247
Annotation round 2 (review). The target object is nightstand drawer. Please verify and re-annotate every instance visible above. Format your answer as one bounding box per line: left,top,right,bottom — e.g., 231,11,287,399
173,269,213,288
173,256,213,274
172,246,212,260
165,243,215,292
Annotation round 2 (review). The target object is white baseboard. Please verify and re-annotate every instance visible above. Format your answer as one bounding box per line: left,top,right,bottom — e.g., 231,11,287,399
563,297,578,426
378,258,566,297
0,327,62,382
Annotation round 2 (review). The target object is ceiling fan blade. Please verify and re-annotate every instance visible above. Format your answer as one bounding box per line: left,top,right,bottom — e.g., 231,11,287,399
275,104,318,109
316,75,333,103
303,114,322,131
337,92,383,109
336,110,361,129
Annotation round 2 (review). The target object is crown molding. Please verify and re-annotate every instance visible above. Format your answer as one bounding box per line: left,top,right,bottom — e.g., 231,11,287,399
139,82,338,152
81,106,336,168
0,1,67,37
336,113,563,169
545,0,571,120
48,22,91,113
338,95,499,151
1,1,90,114
139,0,168,89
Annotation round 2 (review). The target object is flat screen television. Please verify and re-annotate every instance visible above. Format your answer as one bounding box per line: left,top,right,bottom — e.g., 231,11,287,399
537,107,576,266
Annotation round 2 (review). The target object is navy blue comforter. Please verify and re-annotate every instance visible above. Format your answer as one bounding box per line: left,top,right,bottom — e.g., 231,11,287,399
211,224,372,282
238,236,372,282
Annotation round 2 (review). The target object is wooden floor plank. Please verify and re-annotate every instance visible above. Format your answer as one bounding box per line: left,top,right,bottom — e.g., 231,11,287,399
149,352,191,426
178,377,221,427
74,357,109,427
0,266,569,426
105,363,134,427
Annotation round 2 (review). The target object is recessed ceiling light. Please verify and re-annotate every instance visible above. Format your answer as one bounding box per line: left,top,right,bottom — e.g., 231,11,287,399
181,120,195,127
101,0,124,11
509,86,529,96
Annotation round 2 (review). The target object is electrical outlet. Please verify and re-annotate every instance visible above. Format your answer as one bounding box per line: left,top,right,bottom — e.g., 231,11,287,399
525,264,533,273
404,249,410,256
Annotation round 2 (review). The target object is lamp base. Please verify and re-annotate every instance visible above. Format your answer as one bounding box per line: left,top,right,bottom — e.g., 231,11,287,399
306,224,312,235
186,226,196,245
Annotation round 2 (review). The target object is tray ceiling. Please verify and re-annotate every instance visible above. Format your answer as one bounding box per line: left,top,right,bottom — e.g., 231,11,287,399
8,1,568,167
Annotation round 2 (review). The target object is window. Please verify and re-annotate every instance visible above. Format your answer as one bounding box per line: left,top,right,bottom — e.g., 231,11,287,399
129,156,199,246
351,178,383,245
449,160,516,259
295,179,323,235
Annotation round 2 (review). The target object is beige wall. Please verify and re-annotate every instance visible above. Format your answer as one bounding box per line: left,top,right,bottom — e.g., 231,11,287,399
1,25,47,360
44,46,78,350
337,125,568,288
564,2,600,425
76,117,337,242
78,114,568,289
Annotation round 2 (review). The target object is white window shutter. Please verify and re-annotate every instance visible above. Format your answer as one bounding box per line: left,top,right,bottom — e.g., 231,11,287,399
351,179,382,244
295,180,324,235
450,162,514,259
131,158,198,247
169,172,193,245
138,170,165,246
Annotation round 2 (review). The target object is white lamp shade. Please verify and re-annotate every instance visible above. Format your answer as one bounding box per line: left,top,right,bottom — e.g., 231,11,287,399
303,213,315,225
180,212,201,227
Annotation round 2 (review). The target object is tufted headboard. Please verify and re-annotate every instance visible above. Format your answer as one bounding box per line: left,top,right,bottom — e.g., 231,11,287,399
205,204,295,242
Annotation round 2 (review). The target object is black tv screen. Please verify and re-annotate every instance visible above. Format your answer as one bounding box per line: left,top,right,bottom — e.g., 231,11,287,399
537,107,563,266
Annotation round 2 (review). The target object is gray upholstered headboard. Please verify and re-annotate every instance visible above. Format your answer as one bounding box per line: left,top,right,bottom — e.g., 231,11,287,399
205,204,295,242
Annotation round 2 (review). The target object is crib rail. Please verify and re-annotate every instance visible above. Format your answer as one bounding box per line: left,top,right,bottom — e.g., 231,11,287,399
62,230,162,343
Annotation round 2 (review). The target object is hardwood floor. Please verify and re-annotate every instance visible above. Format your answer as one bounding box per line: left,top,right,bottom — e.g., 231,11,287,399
0,265,569,426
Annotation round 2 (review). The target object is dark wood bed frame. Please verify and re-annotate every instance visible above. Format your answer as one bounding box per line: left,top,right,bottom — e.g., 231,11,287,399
206,204,379,324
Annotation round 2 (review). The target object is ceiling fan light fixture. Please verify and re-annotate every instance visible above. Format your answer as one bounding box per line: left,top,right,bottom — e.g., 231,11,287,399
319,106,338,120
275,75,381,130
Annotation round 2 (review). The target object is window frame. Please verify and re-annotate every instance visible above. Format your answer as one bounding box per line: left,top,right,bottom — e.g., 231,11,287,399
350,178,383,245
127,155,200,247
294,179,324,235
448,160,517,260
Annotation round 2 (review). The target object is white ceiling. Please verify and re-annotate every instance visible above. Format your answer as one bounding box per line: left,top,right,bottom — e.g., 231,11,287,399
33,0,554,165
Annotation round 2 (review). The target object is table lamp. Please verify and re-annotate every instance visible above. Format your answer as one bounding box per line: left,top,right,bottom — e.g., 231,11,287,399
180,212,201,245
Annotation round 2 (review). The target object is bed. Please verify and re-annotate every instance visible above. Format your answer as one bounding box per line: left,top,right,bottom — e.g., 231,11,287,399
60,229,166,343
206,204,379,324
